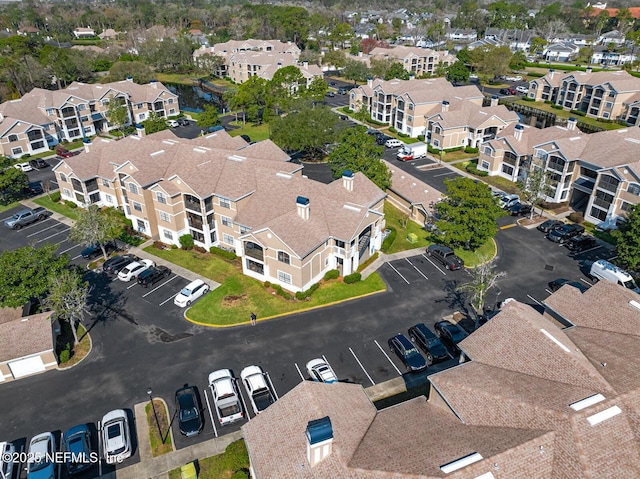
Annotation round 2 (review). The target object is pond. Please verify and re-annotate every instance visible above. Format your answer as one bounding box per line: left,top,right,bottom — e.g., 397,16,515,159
165,82,225,113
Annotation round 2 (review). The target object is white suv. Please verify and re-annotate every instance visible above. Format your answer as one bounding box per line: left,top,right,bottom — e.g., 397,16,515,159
384,138,404,148
174,279,209,307
118,259,155,281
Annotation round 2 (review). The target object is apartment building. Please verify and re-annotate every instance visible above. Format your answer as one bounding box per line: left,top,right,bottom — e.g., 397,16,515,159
227,53,322,86
479,120,640,225
350,77,484,138
368,45,455,77
0,79,178,158
52,130,386,292
528,69,640,122
243,281,640,478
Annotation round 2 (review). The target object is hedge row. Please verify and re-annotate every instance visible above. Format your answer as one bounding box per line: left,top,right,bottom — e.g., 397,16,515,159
381,228,397,251
210,246,237,260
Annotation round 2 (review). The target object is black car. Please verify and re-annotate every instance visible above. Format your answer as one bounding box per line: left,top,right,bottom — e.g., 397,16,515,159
509,203,532,216
537,219,563,233
547,224,585,243
388,334,427,372
499,88,512,95
566,235,598,253
375,133,391,145
548,278,589,293
175,385,203,437
326,91,335,97
407,323,451,365
23,181,44,196
29,158,50,169
240,134,251,143
434,320,468,355
102,254,140,275
328,81,337,86
137,265,172,287
337,87,347,95
81,241,118,259
426,244,464,270
177,118,189,126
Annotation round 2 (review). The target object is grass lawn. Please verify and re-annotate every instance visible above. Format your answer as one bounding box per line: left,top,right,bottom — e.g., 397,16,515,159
153,73,199,86
33,196,81,221
453,160,520,194
379,128,420,144
440,150,479,162
583,221,617,245
143,247,240,284
168,440,249,479
227,121,271,142
515,99,625,131
146,399,173,457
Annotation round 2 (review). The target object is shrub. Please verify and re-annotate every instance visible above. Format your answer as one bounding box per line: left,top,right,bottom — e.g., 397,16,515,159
389,127,397,133
398,132,409,138
263,281,271,288
382,228,397,251
417,135,425,141
551,104,563,110
464,146,479,154
323,269,340,280
272,284,293,300
59,349,70,363
210,246,237,260
170,244,178,249
344,272,362,284
570,109,586,117
67,202,78,208
569,211,584,224
522,96,535,102
153,240,168,250
179,234,194,250
307,282,320,294
295,291,307,300
544,100,553,104
50,191,61,202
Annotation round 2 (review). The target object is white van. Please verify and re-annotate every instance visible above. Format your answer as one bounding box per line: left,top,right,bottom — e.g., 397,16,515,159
589,260,640,293
384,138,404,148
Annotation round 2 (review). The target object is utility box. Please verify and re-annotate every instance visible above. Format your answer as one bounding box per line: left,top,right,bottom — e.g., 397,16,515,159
180,462,197,479
407,233,418,244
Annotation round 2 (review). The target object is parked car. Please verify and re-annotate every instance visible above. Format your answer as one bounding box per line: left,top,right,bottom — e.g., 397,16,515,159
328,81,337,86
240,134,251,143
0,441,15,479
241,365,275,415
326,91,335,97
337,88,347,95
177,118,190,126
384,138,404,148
175,385,204,437
81,241,117,259
168,119,180,128
499,88,512,95
515,85,529,94
426,244,464,270
118,259,155,281
548,278,589,293
507,87,517,95
56,146,76,158
102,254,140,275
63,424,93,475
589,259,640,293
376,133,391,145
137,265,172,288
434,321,468,355
408,323,451,365
23,181,44,196
469,73,479,80
509,203,532,216
547,223,585,243
498,194,520,209
29,158,50,169
537,219,564,233
207,125,224,133
174,279,209,307
566,235,598,253
27,432,56,479
388,333,428,372
13,162,33,172
208,369,244,426
306,358,338,383
101,409,132,464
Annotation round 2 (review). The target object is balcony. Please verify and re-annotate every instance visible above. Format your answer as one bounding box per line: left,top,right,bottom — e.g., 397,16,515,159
593,197,612,209
187,215,204,230
185,199,201,212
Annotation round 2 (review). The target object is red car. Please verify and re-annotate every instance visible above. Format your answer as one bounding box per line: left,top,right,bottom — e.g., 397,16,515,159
507,87,517,95
55,146,75,158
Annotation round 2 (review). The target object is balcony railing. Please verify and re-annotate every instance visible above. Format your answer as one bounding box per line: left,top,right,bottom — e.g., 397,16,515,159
185,200,201,212
188,217,204,230
593,197,612,209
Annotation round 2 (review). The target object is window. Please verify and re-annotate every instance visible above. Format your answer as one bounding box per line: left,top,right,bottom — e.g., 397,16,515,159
590,206,608,221
219,198,231,208
136,219,146,232
101,178,110,187
163,230,174,240
481,160,490,170
502,164,514,176
156,192,167,204
11,147,23,156
168,98,174,104
603,112,610,119
131,202,141,212
278,251,290,264
434,127,441,134
129,183,139,194
8,134,18,142
627,183,640,196
598,175,619,193
483,147,493,157
221,216,233,227
63,188,71,197
223,233,235,245
60,173,67,183
605,101,613,109
105,194,113,204
278,271,292,284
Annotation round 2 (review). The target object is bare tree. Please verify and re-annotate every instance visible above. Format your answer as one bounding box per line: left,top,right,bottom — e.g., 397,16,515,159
44,269,91,345
518,167,550,219
459,255,506,329
69,205,125,260
541,20,566,43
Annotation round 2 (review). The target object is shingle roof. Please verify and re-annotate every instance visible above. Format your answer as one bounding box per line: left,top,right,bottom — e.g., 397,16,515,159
354,77,483,106
383,159,443,212
0,311,55,363
429,103,519,130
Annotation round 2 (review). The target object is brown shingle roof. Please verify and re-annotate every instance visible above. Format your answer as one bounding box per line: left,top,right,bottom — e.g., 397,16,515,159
383,159,443,212
0,311,55,363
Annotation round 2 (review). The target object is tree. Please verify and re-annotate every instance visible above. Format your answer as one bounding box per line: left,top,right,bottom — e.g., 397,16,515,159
105,61,153,84
322,50,346,69
360,38,379,54
196,105,220,130
329,22,353,49
69,205,125,261
517,167,550,219
227,76,267,123
269,101,340,159
142,112,169,134
0,244,69,308
613,204,640,270
268,65,306,112
195,52,225,77
385,62,410,80
447,61,470,83
470,45,513,79
459,255,506,329
105,95,130,137
342,59,369,84
530,37,548,56
510,51,528,70
303,76,328,102
435,177,505,250
328,126,390,190
0,165,28,204
43,268,90,345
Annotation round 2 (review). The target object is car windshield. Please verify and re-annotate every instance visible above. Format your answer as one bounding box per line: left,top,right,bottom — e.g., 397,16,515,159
180,287,193,296
180,407,198,421
622,279,638,290
28,454,50,472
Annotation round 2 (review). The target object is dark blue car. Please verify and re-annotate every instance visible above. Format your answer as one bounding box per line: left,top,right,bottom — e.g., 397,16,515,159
63,424,94,474
408,323,451,365
388,333,427,372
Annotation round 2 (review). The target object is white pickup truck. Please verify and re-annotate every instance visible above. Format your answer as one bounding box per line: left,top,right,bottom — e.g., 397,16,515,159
397,142,427,161
208,369,244,426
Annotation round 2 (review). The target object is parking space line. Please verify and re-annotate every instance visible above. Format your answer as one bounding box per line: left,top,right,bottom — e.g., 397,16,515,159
203,388,218,438
97,421,103,477
607,255,618,261
235,377,251,422
349,347,375,386
127,281,139,290
576,246,602,255
58,243,82,254
21,217,53,231
580,278,593,285
71,254,83,260
159,293,179,306
405,258,428,280
387,262,410,284
294,363,305,381
142,275,179,297
265,372,279,400
545,288,553,295
35,227,70,243
374,340,402,376
527,294,543,306
433,171,457,177
26,222,59,236
422,253,447,275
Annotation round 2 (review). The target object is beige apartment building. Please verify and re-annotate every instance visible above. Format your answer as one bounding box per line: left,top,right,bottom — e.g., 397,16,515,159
52,130,386,292
368,45,456,77
0,79,178,158
528,69,640,123
479,120,640,226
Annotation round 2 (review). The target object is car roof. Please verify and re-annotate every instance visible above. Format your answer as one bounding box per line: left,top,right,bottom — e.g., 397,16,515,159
412,323,437,339
185,279,204,289
392,333,414,348
209,368,233,384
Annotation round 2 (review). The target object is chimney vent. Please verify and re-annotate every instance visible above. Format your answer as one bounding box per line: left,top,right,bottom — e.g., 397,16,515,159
567,117,577,130
514,123,524,141
442,100,449,112
490,95,498,107
135,123,145,138
367,77,373,88
306,417,333,467
586,66,592,74
149,79,157,88
549,69,554,79
296,196,310,220
342,170,354,191
83,137,92,152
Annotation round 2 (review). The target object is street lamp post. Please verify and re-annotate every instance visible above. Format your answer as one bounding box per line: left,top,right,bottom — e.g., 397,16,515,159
147,387,164,444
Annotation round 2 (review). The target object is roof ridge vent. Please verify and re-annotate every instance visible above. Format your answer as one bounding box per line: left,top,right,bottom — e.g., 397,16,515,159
540,328,570,353
343,204,362,213
570,393,606,411
569,136,581,141
193,148,209,153
629,299,640,311
150,150,165,156
440,452,484,474
625,137,640,144
276,172,292,179
227,155,246,162
616,129,628,133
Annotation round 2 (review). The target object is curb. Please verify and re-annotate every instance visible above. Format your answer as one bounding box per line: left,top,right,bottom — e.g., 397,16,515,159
57,328,93,371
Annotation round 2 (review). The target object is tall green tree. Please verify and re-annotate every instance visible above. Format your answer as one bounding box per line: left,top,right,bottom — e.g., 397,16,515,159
196,105,220,130
385,62,410,80
0,165,28,204
105,95,130,137
613,204,640,270
435,177,505,250
227,76,267,123
517,167,549,219
142,112,170,134
44,269,90,345
69,205,125,261
303,76,328,102
328,126,390,190
269,65,306,112
342,59,369,84
0,244,69,308
447,61,470,83
470,45,513,79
